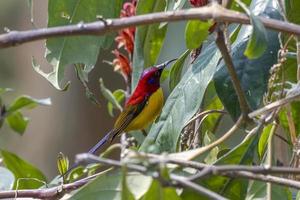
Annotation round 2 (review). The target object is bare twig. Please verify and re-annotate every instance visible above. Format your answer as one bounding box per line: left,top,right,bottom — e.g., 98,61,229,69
171,115,243,160
249,92,300,118
185,109,226,127
1,4,300,48
215,27,250,117
224,171,300,189
76,154,226,200
4,153,300,199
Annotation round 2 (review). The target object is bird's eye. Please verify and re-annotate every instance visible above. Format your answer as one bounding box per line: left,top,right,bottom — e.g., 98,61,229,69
148,77,156,84
155,71,160,76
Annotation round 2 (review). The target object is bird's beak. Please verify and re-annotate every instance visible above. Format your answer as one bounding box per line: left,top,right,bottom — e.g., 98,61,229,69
156,58,177,71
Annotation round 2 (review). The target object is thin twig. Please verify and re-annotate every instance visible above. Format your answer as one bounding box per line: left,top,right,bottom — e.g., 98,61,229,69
185,109,226,127
170,115,243,160
4,154,300,199
1,4,300,48
224,171,300,189
248,92,300,118
215,27,250,117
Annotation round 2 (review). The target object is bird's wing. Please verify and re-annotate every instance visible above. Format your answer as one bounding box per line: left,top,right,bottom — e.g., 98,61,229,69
111,96,148,141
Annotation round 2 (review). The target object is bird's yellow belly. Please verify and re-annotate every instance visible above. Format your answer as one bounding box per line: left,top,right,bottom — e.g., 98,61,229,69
125,88,164,131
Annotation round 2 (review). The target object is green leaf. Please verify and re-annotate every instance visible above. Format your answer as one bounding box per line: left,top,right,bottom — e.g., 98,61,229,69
57,152,69,176
37,0,122,90
140,42,221,153
121,167,135,200
0,166,15,190
132,0,167,90
99,79,123,116
214,8,281,119
165,0,186,11
203,132,220,164
142,179,181,200
6,111,29,135
278,101,300,137
185,20,211,49
108,89,125,117
195,134,259,200
0,88,12,96
70,170,152,200
230,0,251,12
258,124,272,160
1,149,47,189
201,82,224,133
244,13,268,59
246,181,292,200
286,0,300,25
169,50,190,91
7,95,51,114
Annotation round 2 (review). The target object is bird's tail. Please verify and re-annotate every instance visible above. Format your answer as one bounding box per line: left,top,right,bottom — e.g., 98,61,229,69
87,131,112,154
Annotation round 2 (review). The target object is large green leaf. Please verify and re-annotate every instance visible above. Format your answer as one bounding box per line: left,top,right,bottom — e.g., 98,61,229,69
142,179,181,200
0,150,47,189
182,134,259,200
140,42,221,153
70,170,152,200
132,0,167,90
214,7,281,120
0,166,14,190
35,0,122,90
185,20,212,50
246,180,292,200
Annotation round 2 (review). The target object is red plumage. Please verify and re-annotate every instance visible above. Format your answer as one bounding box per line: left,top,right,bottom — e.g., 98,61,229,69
126,67,162,106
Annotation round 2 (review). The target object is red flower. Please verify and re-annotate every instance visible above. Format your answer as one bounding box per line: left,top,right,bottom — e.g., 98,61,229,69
112,50,132,80
120,0,137,18
110,0,136,83
115,0,136,57
115,28,135,55
189,0,208,7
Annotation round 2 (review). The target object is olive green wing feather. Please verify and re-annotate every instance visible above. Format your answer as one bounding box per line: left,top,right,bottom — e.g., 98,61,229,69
111,97,148,142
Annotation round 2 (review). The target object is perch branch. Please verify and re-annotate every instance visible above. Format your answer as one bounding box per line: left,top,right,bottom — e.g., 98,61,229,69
1,4,300,48
215,27,250,117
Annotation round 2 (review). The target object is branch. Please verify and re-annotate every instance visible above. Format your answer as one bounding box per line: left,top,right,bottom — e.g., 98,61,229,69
215,27,250,117
1,4,300,48
248,91,300,118
3,153,300,199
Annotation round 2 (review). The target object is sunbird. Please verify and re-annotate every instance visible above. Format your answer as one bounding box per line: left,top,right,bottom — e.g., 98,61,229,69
62,59,176,177
88,58,177,154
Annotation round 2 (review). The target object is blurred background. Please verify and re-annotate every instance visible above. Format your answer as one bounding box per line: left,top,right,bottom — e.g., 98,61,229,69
0,1,187,178
0,1,124,178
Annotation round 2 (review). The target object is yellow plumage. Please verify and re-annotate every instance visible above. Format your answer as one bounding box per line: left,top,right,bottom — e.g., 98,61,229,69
125,88,164,131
